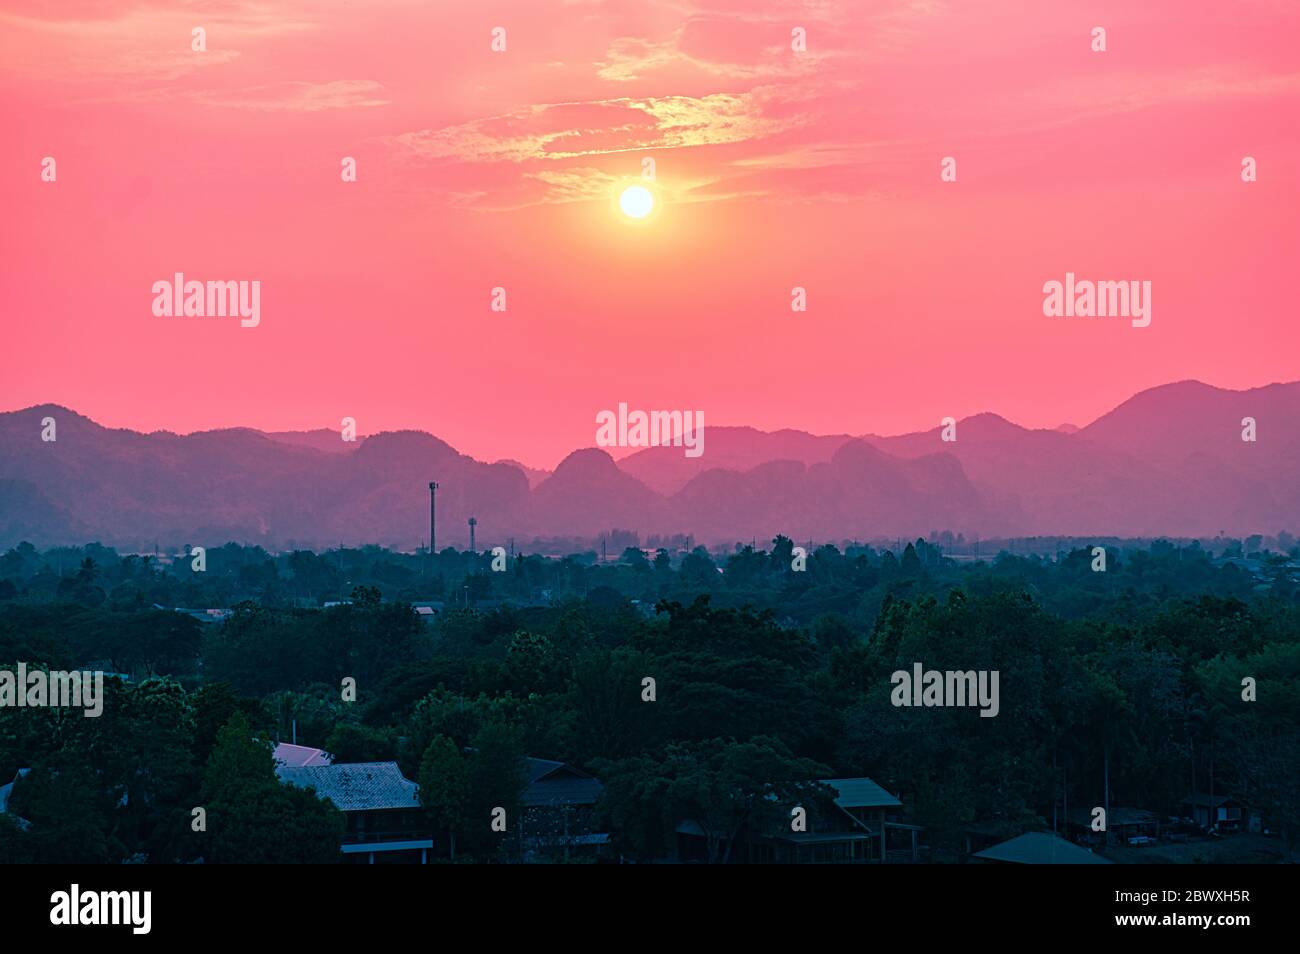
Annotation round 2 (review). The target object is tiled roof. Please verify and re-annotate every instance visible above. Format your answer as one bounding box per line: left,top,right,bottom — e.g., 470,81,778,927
277,762,420,811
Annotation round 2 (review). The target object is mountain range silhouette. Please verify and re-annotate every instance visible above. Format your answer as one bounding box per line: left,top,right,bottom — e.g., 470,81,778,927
2,380,1296,549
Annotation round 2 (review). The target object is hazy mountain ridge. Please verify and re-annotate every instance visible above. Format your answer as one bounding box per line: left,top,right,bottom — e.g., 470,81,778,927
1,380,1296,548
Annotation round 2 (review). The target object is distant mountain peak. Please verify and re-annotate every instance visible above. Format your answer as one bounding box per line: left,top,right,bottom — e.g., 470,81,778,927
956,412,1030,438
549,447,621,479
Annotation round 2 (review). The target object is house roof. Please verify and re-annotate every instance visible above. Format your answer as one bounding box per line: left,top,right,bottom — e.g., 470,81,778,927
524,758,604,807
273,742,332,767
277,761,420,811
975,832,1111,865
820,778,903,810
527,757,566,783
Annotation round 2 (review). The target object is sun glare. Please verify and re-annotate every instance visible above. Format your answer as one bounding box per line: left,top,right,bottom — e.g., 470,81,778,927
619,185,655,219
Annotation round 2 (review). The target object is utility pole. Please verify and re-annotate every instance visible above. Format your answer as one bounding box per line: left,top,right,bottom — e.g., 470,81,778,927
428,481,439,570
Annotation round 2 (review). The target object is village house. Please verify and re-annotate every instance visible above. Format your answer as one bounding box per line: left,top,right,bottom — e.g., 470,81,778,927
275,746,432,864
677,776,914,864
1066,806,1161,846
1182,793,1254,833
518,758,608,860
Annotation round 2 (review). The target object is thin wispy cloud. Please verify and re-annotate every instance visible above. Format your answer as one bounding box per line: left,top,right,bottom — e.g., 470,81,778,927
390,92,800,164
196,79,390,112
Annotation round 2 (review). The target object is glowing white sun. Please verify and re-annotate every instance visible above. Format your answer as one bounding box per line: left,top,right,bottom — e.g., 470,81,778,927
619,185,654,219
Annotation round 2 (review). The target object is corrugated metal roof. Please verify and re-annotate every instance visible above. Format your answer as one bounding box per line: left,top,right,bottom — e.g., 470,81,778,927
277,761,420,811
820,778,903,810
974,832,1111,865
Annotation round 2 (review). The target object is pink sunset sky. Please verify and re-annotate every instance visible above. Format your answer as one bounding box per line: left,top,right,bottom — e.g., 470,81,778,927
2,0,1298,469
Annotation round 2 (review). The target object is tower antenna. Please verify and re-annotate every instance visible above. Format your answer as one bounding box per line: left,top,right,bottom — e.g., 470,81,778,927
428,481,439,570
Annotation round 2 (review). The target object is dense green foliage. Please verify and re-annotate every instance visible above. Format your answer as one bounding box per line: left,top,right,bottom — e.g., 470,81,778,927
0,537,1296,862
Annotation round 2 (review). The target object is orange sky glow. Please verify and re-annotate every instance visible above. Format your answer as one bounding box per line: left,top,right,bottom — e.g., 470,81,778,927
2,0,1298,467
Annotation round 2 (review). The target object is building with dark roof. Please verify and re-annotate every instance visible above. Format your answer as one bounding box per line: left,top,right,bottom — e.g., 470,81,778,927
759,777,912,864
520,758,608,860
1182,793,1250,832
525,758,604,807
676,776,916,864
277,760,432,863
1066,806,1160,846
